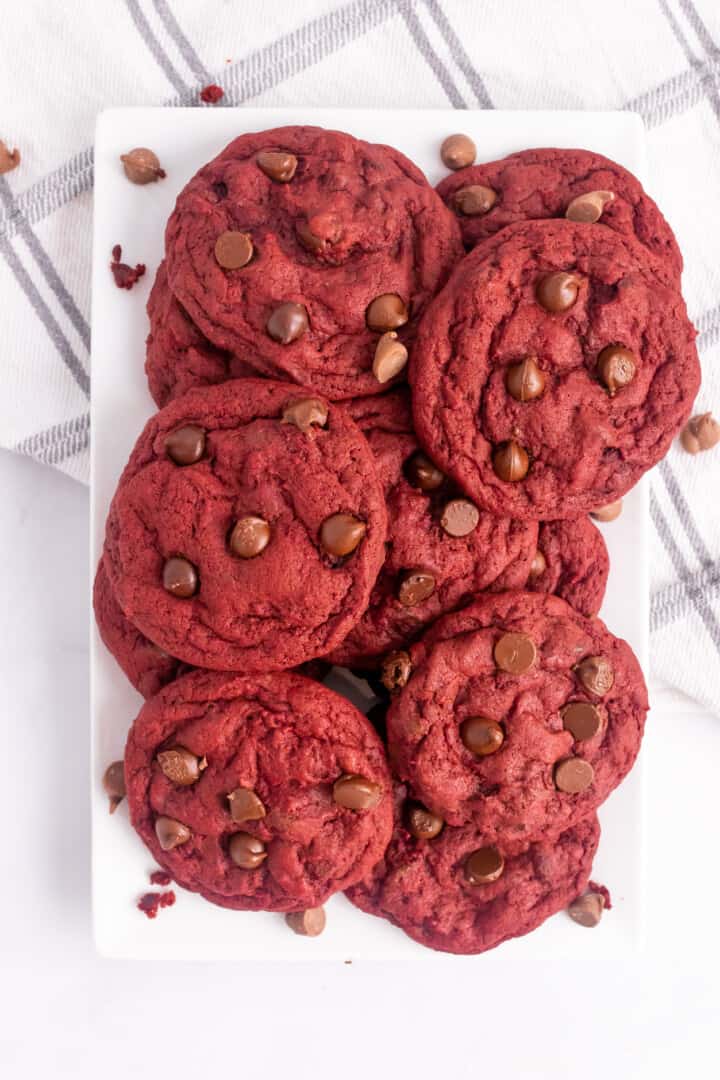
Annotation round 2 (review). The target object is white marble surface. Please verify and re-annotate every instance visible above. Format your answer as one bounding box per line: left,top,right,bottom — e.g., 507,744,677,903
0,446,717,1078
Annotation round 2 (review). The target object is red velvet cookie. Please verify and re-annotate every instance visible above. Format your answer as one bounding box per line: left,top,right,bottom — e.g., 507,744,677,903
103,378,387,672
526,517,609,618
347,787,599,954
411,220,700,519
125,669,393,911
164,126,463,400
436,147,682,282
387,591,648,841
326,390,537,667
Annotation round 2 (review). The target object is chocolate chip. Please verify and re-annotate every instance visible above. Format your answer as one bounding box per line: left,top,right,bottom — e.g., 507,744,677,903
155,816,191,851
460,717,505,756
380,650,412,692
103,760,126,814
452,185,497,216
214,230,253,270
120,147,165,184
528,549,547,581
406,803,444,840
229,832,267,869
398,569,436,607
492,440,530,482
535,271,580,313
597,344,636,395
296,212,342,253
256,150,297,182
681,412,720,455
164,425,205,465
494,632,536,675
562,702,602,741
267,302,309,344
440,498,480,537
230,515,271,559
365,293,409,333
465,846,504,885
405,452,445,491
372,331,408,383
590,500,623,522
505,356,546,402
285,907,326,937
162,557,198,598
575,655,614,697
156,747,207,786
554,757,595,793
227,787,266,823
320,513,366,557
565,190,615,223
282,397,328,432
440,133,477,170
333,774,382,811
567,891,604,927
0,140,21,175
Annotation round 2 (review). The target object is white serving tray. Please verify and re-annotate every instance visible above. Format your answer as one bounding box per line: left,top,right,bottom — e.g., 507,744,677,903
91,107,649,962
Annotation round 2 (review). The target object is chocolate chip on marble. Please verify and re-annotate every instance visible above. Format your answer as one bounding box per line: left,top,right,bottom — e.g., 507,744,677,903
562,702,602,741
320,513,366,557
120,147,165,184
406,803,444,840
333,774,382,811
452,185,497,216
440,498,480,538
565,189,615,224
505,357,546,402
256,150,297,182
680,412,720,455
285,907,327,937
575,655,614,697
554,757,595,794
380,650,412,693
440,133,477,170
164,425,205,465
214,230,253,270
494,632,536,675
365,293,409,333
281,397,328,432
267,302,309,344
590,500,623,523
156,746,207,786
567,891,604,927
230,515,271,559
492,440,530,482
597,344,636,395
162,557,198,598
155,816,191,851
465,846,504,885
405,452,445,491
528,549,547,581
227,787,266,823
229,832,267,869
460,717,505,756
535,271,580,313
372,331,408,383
103,760,126,814
398,569,436,607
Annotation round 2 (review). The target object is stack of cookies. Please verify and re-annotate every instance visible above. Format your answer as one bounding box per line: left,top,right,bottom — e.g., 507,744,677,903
97,126,700,954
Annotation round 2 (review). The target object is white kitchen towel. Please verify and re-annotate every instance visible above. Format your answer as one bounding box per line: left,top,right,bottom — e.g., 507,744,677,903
0,0,718,710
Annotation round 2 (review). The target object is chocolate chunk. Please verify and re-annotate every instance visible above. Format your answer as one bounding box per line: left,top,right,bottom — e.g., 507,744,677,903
333,774,382,810
565,189,614,223
590,499,623,522
267,302,309,344
528,549,547,581
214,230,253,270
155,816,191,851
156,746,206,786
567,891,604,927
103,760,126,813
372,331,408,383
297,212,342,253
494,632,536,674
405,452,445,491
285,907,326,937
597,344,636,395
320,513,366,557
440,498,480,538
398,569,436,607
460,717,505,756
562,702,602,741
282,397,328,432
0,140,21,175
256,150,297,182
365,293,409,333
554,757,595,793
465,846,504,885
505,356,546,402
535,271,580,313
380,650,412,692
227,787,266,823
575,655,614,696
452,185,497,216
681,412,720,455
229,832,267,869
120,147,165,184
440,133,477,170
230,515,271,559
492,440,530,482
406,803,444,840
164,425,205,465
162,557,198,598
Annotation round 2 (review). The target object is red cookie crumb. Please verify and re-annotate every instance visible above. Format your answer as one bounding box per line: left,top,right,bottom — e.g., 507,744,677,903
589,880,612,910
111,244,146,290
200,84,224,104
149,869,172,886
137,890,176,918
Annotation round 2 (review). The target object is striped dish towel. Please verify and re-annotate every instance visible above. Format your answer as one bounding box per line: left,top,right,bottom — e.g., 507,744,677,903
1,0,718,711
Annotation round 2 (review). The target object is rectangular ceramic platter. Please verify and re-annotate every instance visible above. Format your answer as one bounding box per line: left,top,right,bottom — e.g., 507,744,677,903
91,108,649,962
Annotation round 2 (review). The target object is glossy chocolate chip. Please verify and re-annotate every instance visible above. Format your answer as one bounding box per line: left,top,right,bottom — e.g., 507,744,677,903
505,357,546,402
575,655,614,697
229,832,267,869
162,557,198,598
156,746,207,786
554,757,595,794
460,717,505,756
562,702,602,741
528,549,547,581
267,302,309,344
440,133,477,170
380,650,412,693
373,331,408,383
452,185,497,216
681,412,720,455
597,345,636,395
103,760,126,813
320,513,366,557
256,150,297,182
155,816,191,851
282,397,328,432
165,425,205,465
441,498,480,538
398,569,436,607
492,440,530,482
565,189,615,223
227,787,266,823
465,846,504,885
406,803,444,840
120,147,165,184
536,271,580,313
285,907,327,937
406,452,445,491
214,230,253,270
590,500,623,522
333,774,382,811
567,892,604,927
494,632,536,675
230,515,271,559
365,293,409,333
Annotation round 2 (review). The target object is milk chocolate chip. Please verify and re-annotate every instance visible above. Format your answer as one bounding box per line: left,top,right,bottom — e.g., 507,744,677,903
398,569,436,607
453,185,497,216
381,650,412,693
562,702,602,741
333,774,382,810
565,189,615,223
597,345,636,395
227,787,266,823
103,760,126,813
155,816,191,851
554,757,595,793
0,140,21,175
285,908,326,937
214,230,253,270
406,803,444,840
505,357,546,402
256,150,297,182
441,498,480,538
528,549,547,581
267,302,309,344
162,557,198,598
165,425,205,465
320,513,366,557
567,891,604,927
406,452,444,491
373,331,408,383
536,271,580,313
465,846,504,885
590,499,623,522
156,747,207,786
492,440,530,482
440,133,477,170
229,832,267,869
120,147,165,184
366,293,408,333
681,412,720,455
282,397,328,432
494,632,536,674
575,655,614,696
460,717,504,756
230,515,271,559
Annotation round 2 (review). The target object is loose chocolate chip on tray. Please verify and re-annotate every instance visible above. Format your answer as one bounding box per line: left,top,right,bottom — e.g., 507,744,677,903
567,891,605,927
0,140,21,175
440,133,477,170
590,499,623,522
285,907,327,937
120,147,166,184
103,761,126,814
681,412,720,455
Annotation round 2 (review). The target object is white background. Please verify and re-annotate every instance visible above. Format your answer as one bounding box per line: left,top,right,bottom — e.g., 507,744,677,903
1,445,719,1077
